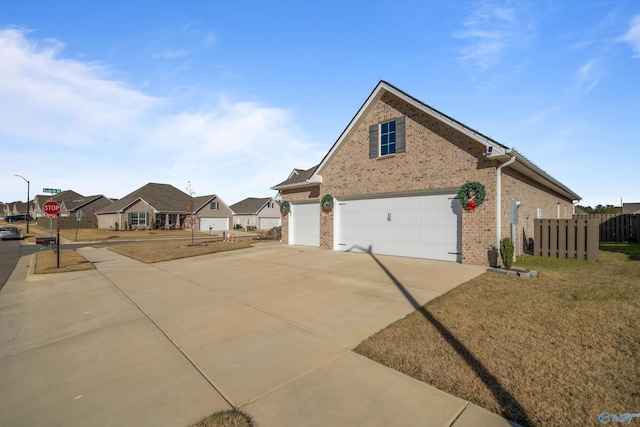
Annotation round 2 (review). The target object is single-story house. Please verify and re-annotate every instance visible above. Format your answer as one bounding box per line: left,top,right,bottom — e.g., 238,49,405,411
32,191,114,225
272,80,581,266
229,197,281,230
32,190,84,218
3,201,32,219
96,183,232,231
193,195,233,231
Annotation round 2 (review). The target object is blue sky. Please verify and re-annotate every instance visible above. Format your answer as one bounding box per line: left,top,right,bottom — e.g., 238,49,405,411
1,0,639,207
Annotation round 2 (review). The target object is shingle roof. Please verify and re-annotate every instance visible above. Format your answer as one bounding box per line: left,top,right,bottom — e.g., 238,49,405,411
96,183,193,214
272,165,318,189
229,197,275,215
622,203,640,214
273,80,580,201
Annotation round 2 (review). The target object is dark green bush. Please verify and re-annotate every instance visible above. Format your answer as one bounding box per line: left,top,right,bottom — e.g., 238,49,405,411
500,237,514,269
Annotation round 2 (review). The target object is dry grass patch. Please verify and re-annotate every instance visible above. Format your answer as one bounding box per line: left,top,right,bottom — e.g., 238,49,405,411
35,250,95,274
355,245,640,427
107,239,252,263
17,222,223,244
189,410,253,427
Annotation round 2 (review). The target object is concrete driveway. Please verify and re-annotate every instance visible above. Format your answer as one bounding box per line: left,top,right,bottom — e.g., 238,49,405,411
0,243,517,426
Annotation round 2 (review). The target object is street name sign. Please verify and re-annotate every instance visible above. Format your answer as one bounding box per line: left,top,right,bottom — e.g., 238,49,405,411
43,188,62,194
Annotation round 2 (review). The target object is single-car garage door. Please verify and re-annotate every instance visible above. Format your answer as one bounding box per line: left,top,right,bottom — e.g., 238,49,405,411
259,217,281,230
290,203,319,247
200,217,229,231
335,193,461,262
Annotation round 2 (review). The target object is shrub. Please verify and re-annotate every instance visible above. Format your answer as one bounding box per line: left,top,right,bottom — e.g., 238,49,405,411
500,237,514,269
114,222,119,231
268,226,282,239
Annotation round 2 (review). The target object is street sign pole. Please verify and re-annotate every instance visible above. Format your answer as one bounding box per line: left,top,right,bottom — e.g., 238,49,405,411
56,214,60,268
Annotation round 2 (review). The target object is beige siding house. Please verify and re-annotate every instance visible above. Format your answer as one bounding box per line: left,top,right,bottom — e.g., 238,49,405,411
230,197,281,230
194,195,234,231
272,81,580,266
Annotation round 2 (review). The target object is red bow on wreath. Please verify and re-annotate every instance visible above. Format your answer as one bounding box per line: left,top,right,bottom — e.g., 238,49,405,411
467,200,477,211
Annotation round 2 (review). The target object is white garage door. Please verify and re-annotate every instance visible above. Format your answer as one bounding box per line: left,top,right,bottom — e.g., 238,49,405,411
290,203,320,247
335,193,461,262
200,217,229,231
259,217,281,230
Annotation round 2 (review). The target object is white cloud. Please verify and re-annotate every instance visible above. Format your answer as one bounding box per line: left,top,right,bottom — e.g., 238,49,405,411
0,28,322,204
621,14,640,57
575,59,600,92
455,1,533,69
0,28,161,147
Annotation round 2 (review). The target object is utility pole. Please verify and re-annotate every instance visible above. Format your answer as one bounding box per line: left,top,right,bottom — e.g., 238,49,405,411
14,174,30,234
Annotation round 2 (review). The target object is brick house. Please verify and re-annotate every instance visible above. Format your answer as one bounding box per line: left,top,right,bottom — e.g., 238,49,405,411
272,81,581,266
96,183,231,231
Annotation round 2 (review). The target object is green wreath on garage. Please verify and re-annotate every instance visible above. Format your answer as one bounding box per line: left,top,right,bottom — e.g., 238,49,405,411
280,201,290,216
458,181,486,212
321,194,334,214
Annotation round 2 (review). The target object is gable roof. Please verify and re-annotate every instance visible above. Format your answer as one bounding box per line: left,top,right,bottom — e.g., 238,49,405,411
96,183,193,214
272,165,319,189
64,194,111,211
273,80,580,201
193,194,231,213
230,197,277,215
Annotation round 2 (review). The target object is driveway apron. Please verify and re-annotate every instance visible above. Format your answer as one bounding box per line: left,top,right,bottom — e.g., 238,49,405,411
0,243,517,427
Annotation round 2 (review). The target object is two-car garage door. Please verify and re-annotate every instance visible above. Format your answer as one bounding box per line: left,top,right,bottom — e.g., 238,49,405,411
336,193,461,262
289,193,461,262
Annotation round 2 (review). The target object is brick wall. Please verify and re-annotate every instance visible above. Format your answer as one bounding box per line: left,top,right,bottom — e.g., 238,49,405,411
280,92,575,266
501,169,574,257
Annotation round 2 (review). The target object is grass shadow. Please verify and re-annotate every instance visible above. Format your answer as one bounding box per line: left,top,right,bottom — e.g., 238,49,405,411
353,245,529,426
599,242,640,261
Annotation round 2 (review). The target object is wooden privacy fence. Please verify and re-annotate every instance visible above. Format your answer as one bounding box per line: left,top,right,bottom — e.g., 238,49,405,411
576,214,639,243
533,218,599,261
36,216,97,229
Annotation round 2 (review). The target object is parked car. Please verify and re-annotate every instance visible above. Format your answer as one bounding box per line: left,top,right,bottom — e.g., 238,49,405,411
4,214,32,222
0,226,21,240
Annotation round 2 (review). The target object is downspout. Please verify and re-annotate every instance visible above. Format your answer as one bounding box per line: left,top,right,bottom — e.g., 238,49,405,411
496,152,516,258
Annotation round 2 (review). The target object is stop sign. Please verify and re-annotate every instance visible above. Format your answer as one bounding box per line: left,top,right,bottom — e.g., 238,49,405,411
43,201,61,217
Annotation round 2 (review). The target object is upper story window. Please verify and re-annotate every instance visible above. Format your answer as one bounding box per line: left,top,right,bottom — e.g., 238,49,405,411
369,116,406,158
267,201,274,208
380,120,396,155
210,202,219,210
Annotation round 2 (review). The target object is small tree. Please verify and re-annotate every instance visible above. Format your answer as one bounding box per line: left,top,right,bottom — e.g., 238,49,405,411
500,237,514,269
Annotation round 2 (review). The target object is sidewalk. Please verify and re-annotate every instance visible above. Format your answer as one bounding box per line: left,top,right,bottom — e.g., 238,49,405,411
0,244,519,427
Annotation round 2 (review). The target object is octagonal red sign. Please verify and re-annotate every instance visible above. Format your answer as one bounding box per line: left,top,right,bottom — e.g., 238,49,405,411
43,201,61,217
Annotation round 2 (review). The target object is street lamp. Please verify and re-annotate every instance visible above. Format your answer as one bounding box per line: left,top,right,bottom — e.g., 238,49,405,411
14,174,30,234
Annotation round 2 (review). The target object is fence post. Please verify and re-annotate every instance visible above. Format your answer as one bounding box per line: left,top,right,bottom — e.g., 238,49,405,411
586,218,599,260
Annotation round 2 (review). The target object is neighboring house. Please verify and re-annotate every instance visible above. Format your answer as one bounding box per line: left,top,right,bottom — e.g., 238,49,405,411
66,194,115,220
622,203,640,214
229,197,281,229
272,80,581,266
32,190,84,218
95,183,232,231
6,201,31,218
193,195,234,231
96,183,194,230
